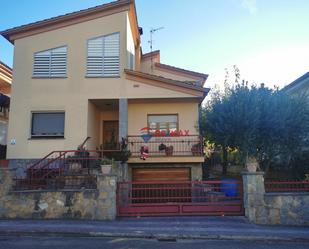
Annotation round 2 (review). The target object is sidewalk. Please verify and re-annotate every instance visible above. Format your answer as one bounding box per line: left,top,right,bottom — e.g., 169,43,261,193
0,216,308,242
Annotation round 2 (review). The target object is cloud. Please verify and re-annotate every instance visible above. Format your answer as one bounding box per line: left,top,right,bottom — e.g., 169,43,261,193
241,0,257,14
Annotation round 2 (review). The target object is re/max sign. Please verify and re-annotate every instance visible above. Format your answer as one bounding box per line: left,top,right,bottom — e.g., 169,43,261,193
140,127,190,137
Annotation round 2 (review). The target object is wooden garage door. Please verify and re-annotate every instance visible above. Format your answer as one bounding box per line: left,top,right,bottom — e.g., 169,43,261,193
132,168,191,182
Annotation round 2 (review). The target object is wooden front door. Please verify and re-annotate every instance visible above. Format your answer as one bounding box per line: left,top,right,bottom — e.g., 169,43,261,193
103,121,118,150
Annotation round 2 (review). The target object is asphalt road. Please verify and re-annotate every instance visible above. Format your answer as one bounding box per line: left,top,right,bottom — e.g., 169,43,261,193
0,236,309,249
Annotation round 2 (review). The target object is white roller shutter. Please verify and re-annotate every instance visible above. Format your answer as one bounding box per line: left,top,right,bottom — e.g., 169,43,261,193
33,46,67,78
50,46,67,77
87,32,120,77
87,37,104,76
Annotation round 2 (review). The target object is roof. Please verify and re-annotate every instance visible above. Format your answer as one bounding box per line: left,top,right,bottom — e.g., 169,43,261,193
282,72,309,92
124,69,210,99
0,61,12,80
0,61,12,95
0,0,139,44
0,61,12,75
155,62,209,86
142,50,160,60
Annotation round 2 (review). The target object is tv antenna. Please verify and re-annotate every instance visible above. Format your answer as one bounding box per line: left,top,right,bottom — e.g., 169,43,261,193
148,27,164,70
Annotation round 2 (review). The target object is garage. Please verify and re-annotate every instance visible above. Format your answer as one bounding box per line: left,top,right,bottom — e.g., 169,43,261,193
132,167,191,182
118,167,243,217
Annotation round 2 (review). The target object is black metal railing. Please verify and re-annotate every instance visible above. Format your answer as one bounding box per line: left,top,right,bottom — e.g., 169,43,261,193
127,135,203,157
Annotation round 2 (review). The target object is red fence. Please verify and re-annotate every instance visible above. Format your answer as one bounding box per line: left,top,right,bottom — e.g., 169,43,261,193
127,135,203,157
117,180,243,217
265,180,309,193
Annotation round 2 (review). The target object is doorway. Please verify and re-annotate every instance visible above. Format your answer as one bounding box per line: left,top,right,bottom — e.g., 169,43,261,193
103,121,119,150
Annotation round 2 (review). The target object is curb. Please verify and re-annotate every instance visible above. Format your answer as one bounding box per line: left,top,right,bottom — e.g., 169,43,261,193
0,231,309,242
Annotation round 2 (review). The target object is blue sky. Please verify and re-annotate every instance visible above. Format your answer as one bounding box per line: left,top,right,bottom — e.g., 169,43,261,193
0,0,308,89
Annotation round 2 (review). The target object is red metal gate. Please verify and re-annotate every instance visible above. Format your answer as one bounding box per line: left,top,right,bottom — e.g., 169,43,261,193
117,180,244,217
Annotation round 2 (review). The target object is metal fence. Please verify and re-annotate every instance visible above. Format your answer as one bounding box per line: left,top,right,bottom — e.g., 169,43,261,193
117,180,243,216
265,180,309,193
13,150,104,190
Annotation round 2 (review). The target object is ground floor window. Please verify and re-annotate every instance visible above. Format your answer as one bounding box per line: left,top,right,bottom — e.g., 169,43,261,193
31,112,65,138
148,114,178,134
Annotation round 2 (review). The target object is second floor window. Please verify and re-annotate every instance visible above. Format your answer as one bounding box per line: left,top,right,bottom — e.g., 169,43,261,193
33,46,67,78
87,32,120,77
148,114,178,134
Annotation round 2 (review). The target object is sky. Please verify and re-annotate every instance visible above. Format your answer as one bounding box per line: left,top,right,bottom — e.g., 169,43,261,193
0,0,308,89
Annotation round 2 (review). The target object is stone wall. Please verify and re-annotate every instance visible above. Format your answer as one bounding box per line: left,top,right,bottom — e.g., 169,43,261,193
264,193,309,225
242,171,309,226
112,161,128,182
0,168,117,220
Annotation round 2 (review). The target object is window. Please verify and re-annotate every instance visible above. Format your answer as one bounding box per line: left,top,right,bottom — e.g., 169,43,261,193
148,114,178,134
87,32,120,77
31,112,65,138
33,46,67,78
128,52,134,70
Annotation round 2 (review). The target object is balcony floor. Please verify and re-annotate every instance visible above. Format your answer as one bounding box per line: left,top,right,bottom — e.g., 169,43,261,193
127,156,204,164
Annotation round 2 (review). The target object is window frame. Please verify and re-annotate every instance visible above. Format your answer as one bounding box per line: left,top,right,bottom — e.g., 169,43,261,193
86,32,120,78
147,114,179,135
32,45,68,79
30,111,65,139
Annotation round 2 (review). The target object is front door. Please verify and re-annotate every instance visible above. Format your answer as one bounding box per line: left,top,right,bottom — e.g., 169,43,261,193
103,121,119,150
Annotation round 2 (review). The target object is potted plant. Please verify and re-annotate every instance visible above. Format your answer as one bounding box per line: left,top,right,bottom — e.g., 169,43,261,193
191,143,201,156
158,143,167,152
246,156,259,172
66,155,83,174
100,158,114,174
165,145,174,156
111,148,132,163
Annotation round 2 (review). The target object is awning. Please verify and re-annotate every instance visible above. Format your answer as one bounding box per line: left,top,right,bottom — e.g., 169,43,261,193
0,93,10,108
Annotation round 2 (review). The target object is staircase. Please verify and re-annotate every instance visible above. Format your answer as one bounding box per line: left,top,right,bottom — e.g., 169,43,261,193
14,150,101,190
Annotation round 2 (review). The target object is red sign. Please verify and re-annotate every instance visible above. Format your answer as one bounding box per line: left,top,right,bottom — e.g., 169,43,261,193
140,127,190,137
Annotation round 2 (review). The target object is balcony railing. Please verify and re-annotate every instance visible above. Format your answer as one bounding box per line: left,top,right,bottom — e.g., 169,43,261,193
127,135,203,157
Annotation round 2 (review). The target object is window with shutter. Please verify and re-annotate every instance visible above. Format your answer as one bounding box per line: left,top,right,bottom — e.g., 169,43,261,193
87,32,120,77
31,112,65,138
33,46,67,78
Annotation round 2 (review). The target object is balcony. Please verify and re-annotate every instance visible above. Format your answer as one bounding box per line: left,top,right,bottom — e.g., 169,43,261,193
127,135,204,163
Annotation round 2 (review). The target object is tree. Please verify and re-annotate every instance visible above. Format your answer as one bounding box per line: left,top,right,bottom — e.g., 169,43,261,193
201,68,309,175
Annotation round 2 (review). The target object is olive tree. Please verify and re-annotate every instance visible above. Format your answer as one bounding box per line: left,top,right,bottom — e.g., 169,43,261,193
201,71,309,174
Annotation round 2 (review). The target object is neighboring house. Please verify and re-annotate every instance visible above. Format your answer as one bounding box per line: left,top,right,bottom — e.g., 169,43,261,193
0,61,11,159
282,72,309,98
282,72,309,151
0,0,209,182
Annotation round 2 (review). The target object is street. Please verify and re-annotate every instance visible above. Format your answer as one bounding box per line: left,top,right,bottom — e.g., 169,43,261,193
0,236,309,249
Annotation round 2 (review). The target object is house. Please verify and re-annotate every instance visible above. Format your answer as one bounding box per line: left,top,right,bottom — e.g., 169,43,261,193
0,0,209,182
282,72,309,98
282,72,309,151
0,61,11,161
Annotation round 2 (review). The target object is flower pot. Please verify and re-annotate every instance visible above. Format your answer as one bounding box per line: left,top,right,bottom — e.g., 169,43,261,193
101,164,112,175
69,162,82,174
191,146,201,156
165,146,174,156
246,162,258,172
0,160,9,168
